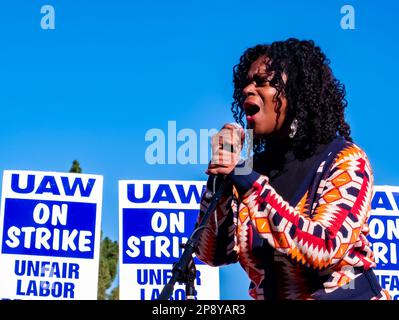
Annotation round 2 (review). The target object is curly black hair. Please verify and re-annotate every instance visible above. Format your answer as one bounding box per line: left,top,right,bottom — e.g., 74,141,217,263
232,38,352,160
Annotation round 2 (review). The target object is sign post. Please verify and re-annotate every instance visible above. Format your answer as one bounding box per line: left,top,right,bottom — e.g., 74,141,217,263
0,170,103,300
119,180,220,300
368,185,399,300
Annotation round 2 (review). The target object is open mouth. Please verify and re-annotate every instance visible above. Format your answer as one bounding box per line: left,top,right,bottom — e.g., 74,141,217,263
243,101,260,117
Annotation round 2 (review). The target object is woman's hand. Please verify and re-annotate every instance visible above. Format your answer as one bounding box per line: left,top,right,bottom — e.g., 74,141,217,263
206,123,245,176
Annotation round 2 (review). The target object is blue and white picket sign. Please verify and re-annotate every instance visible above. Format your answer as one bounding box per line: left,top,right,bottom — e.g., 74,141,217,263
119,180,220,300
0,170,103,300
369,185,399,300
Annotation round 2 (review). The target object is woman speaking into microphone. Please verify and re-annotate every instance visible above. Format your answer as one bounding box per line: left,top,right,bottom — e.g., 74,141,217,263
195,38,390,300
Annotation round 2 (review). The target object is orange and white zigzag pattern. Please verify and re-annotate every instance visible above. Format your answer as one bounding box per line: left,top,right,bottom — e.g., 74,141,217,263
196,143,387,299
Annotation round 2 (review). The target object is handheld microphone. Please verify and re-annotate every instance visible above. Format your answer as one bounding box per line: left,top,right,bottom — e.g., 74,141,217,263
221,122,245,154
206,122,243,196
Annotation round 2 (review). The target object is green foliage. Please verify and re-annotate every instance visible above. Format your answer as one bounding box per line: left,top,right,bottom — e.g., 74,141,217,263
109,286,120,300
69,160,82,173
98,234,119,300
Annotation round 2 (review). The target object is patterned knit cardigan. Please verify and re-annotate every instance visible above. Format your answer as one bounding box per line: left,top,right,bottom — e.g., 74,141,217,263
196,137,390,300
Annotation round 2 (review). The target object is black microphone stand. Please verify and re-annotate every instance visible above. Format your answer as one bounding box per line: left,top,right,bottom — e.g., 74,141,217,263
158,176,230,300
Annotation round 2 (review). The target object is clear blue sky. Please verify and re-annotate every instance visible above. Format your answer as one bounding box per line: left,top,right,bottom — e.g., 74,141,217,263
0,0,398,299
